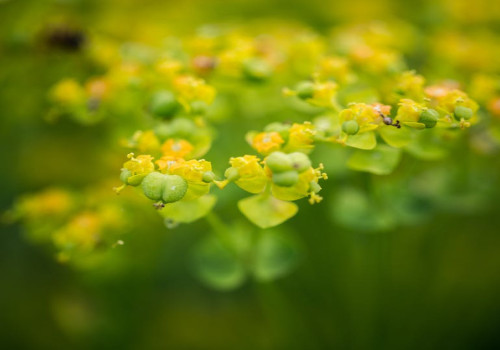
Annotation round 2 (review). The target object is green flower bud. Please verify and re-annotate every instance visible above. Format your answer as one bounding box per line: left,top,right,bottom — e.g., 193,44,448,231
120,169,132,184
342,120,359,135
190,100,208,115
309,181,322,193
162,175,188,203
242,58,272,82
454,106,473,120
419,109,439,128
142,172,167,201
288,152,312,173
150,90,179,118
296,81,315,99
202,171,216,183
266,151,293,173
224,167,240,182
272,170,299,187
120,169,145,186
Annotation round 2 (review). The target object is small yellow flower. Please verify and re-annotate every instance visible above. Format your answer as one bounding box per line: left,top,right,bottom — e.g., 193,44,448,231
168,159,212,182
340,103,385,128
228,155,268,194
311,81,338,107
316,56,351,84
488,97,500,118
53,212,101,253
16,188,73,219
131,130,161,154
161,139,194,158
156,156,185,172
394,71,425,101
285,122,316,152
173,75,216,107
272,164,327,202
395,99,424,123
50,79,84,105
123,154,155,176
156,157,213,200
433,89,478,114
252,132,285,155
350,45,401,73
85,78,110,100
155,59,183,79
164,158,213,200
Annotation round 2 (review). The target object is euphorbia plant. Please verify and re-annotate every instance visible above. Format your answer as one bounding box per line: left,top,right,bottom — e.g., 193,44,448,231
10,21,495,289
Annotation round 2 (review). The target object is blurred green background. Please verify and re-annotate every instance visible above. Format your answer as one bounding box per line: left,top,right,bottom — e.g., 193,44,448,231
1,0,500,349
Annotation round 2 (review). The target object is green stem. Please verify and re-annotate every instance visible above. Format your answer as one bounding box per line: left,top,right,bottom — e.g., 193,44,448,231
205,212,237,255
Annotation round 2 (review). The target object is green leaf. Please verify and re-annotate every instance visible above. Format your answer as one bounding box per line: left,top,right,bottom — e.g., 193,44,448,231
238,194,298,229
159,194,216,223
378,125,412,148
192,235,246,291
402,121,426,129
252,230,301,282
345,131,376,150
404,130,448,160
347,145,402,175
330,188,395,232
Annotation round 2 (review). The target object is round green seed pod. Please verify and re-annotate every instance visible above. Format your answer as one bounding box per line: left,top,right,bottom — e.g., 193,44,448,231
454,106,473,120
342,120,360,135
288,152,312,173
162,175,188,203
266,152,293,173
242,58,272,82
150,90,179,118
419,109,439,128
272,170,299,187
296,81,315,99
202,171,216,183
141,172,166,201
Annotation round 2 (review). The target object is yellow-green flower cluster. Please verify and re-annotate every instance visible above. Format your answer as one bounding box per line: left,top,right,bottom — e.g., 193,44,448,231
247,122,317,155
8,186,132,263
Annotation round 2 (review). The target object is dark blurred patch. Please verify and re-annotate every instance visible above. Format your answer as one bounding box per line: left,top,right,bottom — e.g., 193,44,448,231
40,25,86,52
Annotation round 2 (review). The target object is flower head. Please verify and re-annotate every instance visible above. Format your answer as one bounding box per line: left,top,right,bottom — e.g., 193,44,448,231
225,155,268,194
161,139,194,158
251,132,285,155
284,122,317,152
156,157,213,200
